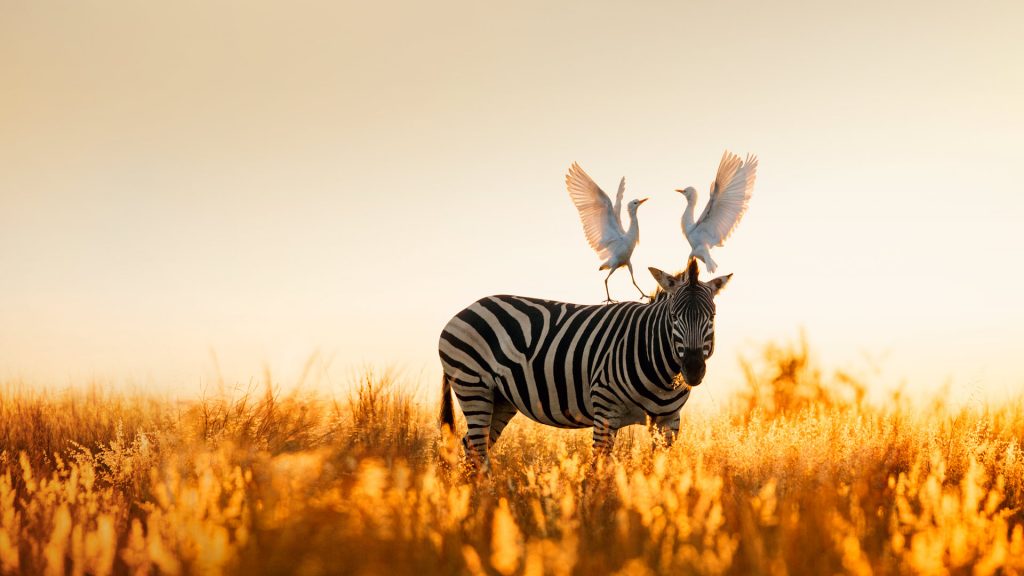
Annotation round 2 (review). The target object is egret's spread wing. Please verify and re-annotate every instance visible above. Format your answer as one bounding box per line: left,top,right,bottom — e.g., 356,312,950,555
566,163,625,259
612,177,625,220
693,152,741,228
693,152,757,246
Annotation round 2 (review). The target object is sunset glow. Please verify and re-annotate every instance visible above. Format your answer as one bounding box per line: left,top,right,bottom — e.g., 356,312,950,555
2,0,1022,402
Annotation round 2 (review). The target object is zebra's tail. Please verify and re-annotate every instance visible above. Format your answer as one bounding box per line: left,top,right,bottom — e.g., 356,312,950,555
439,375,455,433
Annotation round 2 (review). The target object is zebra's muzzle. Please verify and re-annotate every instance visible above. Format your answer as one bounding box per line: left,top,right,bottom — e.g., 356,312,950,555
681,349,706,387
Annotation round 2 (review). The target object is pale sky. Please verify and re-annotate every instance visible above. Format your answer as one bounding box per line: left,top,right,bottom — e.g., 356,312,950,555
2,0,1023,403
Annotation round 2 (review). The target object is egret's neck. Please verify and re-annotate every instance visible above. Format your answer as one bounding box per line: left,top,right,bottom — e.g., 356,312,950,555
625,209,640,243
681,195,697,237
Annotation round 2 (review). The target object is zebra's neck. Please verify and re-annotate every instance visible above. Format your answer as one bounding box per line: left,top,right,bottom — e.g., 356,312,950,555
646,297,683,388
608,296,682,396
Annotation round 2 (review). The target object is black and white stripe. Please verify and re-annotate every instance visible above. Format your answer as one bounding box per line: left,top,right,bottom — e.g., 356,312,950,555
438,259,732,462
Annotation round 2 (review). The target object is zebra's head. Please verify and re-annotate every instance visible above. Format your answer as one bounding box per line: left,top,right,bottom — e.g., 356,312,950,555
648,259,732,387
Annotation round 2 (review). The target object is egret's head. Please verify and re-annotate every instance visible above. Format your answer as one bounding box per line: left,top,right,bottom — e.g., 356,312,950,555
649,259,732,387
627,197,648,213
675,186,697,202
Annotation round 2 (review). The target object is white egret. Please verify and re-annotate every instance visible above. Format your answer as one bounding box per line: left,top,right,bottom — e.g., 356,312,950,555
677,151,758,273
566,162,648,303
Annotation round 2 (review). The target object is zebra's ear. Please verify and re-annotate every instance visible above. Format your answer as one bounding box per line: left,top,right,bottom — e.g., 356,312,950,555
649,267,683,294
706,274,733,297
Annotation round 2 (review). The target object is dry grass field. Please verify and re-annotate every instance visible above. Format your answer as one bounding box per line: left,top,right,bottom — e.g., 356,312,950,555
1,340,1023,575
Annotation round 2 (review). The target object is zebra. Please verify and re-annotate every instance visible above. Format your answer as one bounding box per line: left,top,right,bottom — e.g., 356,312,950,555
438,258,732,464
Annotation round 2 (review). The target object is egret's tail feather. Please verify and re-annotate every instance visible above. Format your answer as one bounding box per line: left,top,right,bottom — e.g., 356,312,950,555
690,247,717,274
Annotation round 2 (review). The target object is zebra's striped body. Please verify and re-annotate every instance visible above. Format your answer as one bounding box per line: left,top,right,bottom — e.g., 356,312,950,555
439,260,731,462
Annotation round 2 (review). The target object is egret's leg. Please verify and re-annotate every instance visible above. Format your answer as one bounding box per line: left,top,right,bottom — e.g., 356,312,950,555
603,269,617,304
627,263,647,300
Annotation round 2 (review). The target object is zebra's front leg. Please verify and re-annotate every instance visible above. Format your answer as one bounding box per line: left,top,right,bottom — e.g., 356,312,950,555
652,411,681,448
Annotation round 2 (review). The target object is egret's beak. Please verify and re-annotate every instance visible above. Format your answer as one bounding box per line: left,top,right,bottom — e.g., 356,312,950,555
638,197,649,204
674,189,685,194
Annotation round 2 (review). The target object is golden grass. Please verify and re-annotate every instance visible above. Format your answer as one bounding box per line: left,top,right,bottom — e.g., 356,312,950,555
1,345,1022,575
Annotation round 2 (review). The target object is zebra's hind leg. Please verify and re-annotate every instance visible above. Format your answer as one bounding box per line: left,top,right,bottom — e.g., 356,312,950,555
592,414,619,457
454,387,494,471
585,414,619,491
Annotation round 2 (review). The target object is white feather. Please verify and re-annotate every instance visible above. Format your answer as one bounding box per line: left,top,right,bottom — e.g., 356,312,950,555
566,162,626,261
679,151,758,272
566,162,648,302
